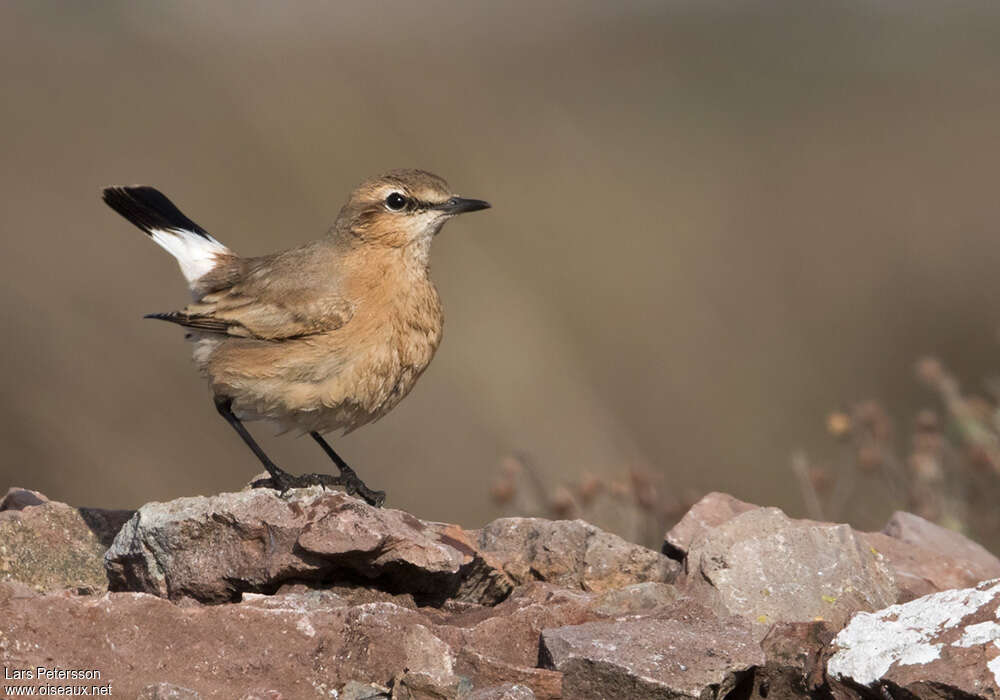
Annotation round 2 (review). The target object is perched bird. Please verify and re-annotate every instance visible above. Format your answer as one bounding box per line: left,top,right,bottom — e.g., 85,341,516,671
102,170,490,506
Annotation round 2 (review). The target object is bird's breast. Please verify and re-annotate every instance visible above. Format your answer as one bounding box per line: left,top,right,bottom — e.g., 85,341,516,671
308,276,444,430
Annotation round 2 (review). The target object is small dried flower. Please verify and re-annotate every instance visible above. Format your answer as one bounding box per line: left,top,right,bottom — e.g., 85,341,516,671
826,412,851,438
915,357,944,386
490,477,515,505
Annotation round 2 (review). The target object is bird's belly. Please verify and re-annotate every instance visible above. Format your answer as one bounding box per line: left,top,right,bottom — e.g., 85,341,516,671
192,324,440,434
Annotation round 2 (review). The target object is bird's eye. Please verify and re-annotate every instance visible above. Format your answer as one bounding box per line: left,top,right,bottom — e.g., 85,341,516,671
385,192,408,211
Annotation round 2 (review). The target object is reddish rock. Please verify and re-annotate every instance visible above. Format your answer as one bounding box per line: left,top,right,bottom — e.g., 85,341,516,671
749,621,836,699
539,601,763,699
476,517,679,592
447,583,596,668
882,510,1000,584
0,584,459,698
105,488,512,605
0,487,132,593
861,531,996,603
682,507,897,636
828,579,1000,698
0,579,578,698
662,491,757,559
456,651,561,700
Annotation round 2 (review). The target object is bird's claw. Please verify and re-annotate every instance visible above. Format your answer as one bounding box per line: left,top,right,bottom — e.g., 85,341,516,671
253,468,385,507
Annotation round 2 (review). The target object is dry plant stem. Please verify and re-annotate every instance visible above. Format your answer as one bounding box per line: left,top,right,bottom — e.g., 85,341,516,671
826,443,857,521
791,450,824,521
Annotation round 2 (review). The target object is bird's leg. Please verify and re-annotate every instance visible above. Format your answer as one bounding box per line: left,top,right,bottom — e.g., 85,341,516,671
213,397,384,507
310,432,386,508
214,396,292,485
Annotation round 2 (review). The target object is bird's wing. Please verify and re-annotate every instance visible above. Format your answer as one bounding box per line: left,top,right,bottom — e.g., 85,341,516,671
147,244,355,340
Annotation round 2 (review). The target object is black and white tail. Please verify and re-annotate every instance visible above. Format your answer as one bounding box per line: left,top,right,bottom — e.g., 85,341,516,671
102,186,231,288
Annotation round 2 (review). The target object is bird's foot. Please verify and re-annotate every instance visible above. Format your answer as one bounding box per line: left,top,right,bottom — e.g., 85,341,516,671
252,467,385,507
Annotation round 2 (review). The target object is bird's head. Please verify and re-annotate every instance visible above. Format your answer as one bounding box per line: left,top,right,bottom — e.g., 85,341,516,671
333,169,490,258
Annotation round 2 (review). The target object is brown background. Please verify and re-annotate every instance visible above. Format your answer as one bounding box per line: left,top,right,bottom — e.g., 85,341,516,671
2,1,1000,534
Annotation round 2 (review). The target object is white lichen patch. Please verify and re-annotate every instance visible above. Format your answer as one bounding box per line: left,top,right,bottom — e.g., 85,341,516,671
828,579,1000,685
988,643,1000,687
956,621,1000,648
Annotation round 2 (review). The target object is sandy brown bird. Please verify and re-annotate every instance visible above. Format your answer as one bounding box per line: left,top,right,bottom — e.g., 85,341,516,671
102,169,490,506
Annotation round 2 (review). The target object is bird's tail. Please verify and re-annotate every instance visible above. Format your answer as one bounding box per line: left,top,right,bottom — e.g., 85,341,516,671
102,186,232,288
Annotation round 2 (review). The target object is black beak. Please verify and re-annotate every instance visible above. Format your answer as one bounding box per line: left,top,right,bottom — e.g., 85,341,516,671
435,197,491,215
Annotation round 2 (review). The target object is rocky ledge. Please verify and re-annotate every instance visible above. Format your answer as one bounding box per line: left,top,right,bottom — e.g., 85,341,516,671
2,487,1000,699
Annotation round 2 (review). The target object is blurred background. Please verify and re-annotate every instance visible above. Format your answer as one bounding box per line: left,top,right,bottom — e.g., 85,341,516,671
3,1,1000,549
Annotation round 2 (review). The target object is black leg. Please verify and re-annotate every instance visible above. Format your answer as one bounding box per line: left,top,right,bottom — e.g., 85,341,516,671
213,396,385,507
310,432,386,508
214,396,287,481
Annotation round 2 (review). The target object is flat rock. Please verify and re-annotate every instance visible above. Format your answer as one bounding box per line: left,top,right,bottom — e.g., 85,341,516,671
0,487,133,593
882,510,1000,583
0,583,527,698
104,488,512,605
539,601,763,699
828,578,1000,698
682,507,898,635
662,491,757,559
477,517,679,592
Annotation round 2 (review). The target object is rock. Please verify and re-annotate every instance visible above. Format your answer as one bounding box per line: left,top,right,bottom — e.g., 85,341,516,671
828,579,1000,698
0,581,576,699
0,486,48,510
137,684,203,699
456,584,593,667
861,531,996,603
456,651,562,700
750,621,836,699
0,588,453,698
662,491,757,559
682,507,897,635
882,510,1000,583
476,517,678,592
337,603,466,699
464,684,536,700
0,487,133,593
105,488,512,605
588,581,679,617
539,601,763,699
338,681,390,700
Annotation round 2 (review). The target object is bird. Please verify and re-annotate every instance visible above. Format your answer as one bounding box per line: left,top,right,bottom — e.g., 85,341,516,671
102,169,490,507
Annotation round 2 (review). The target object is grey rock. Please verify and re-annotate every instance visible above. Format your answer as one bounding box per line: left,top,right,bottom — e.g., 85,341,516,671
137,683,202,699
683,507,898,635
0,487,132,593
464,684,536,700
477,517,678,592
589,581,679,617
338,681,390,700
